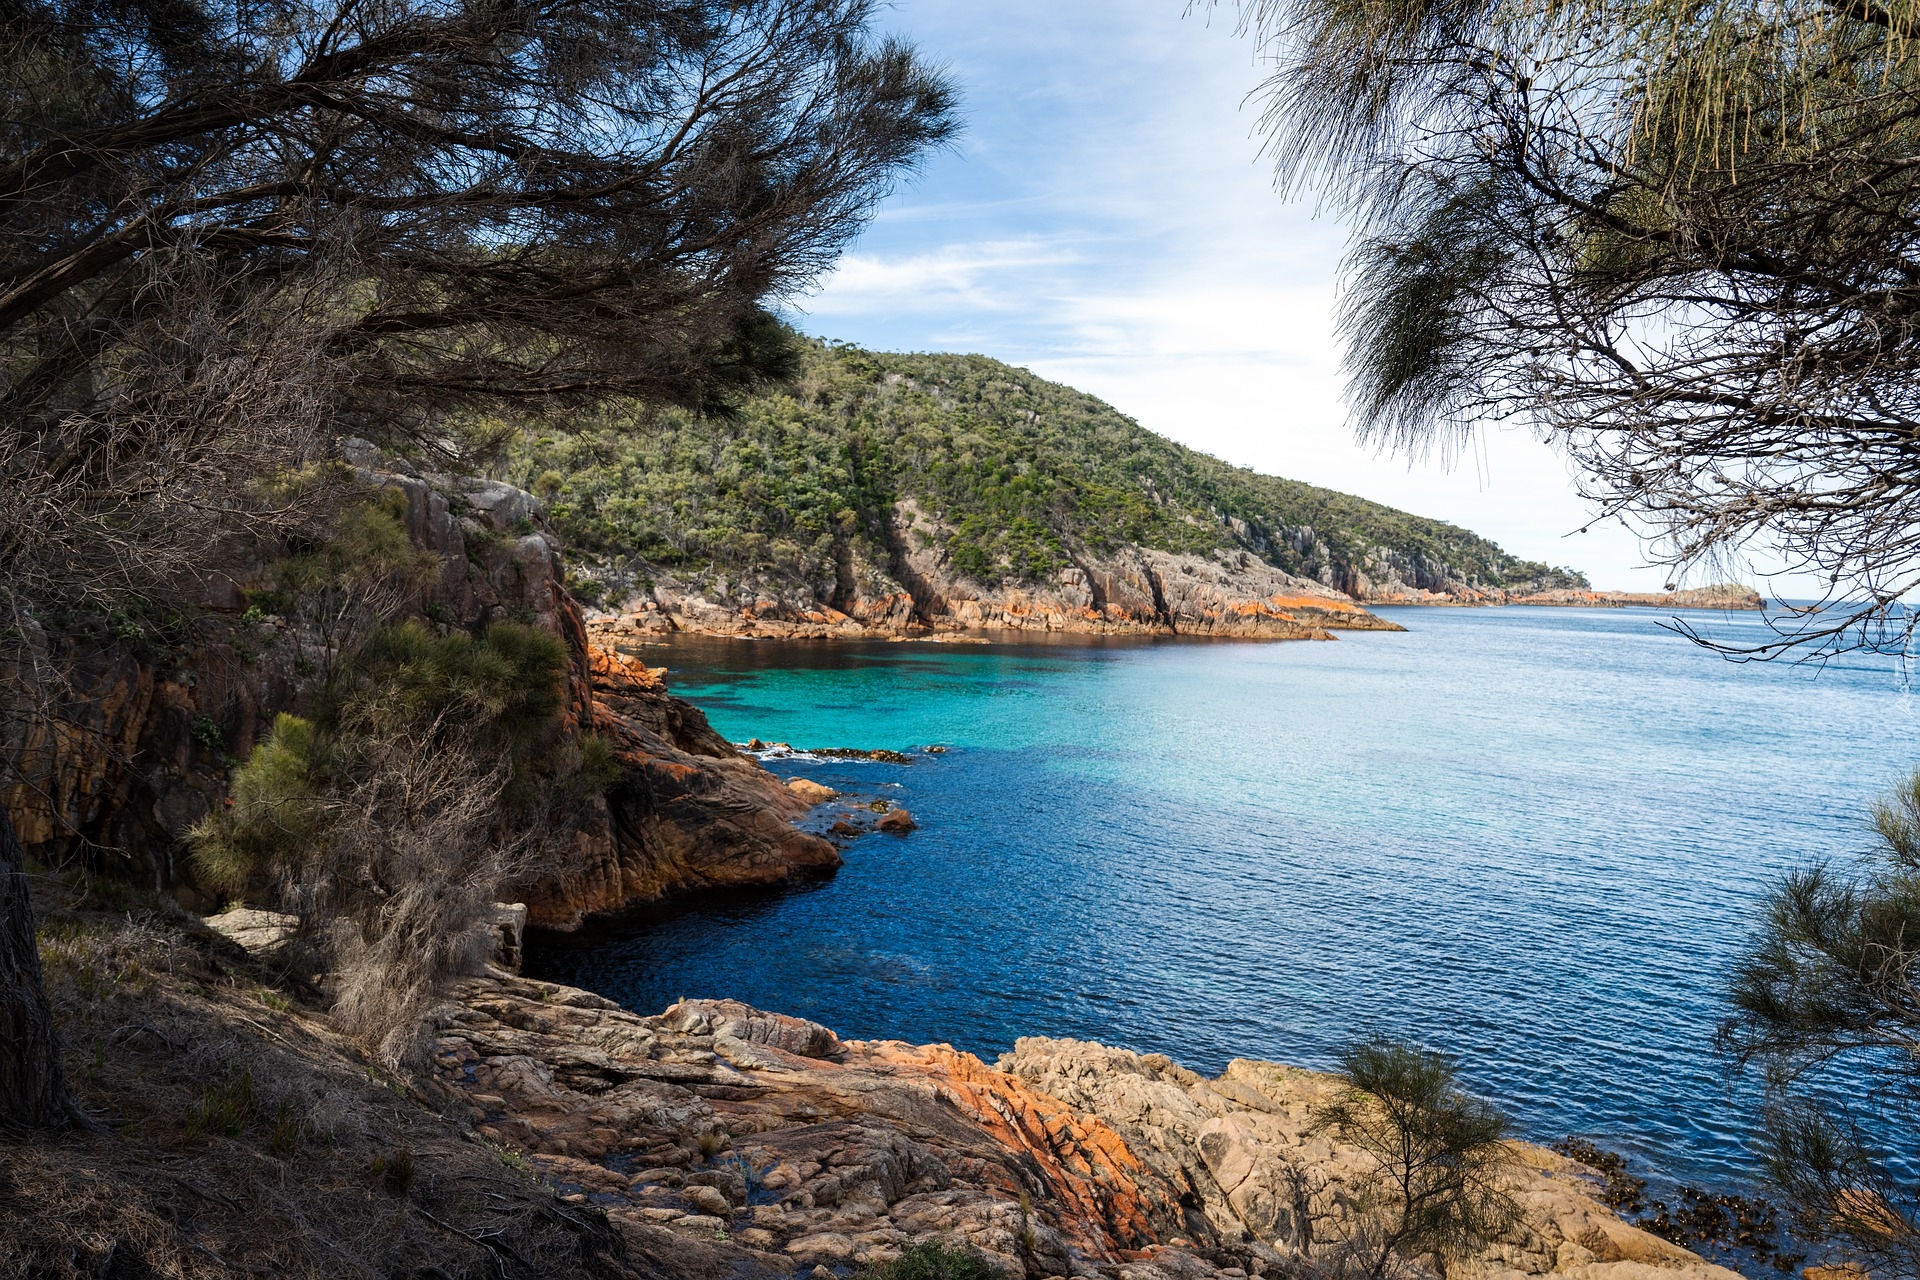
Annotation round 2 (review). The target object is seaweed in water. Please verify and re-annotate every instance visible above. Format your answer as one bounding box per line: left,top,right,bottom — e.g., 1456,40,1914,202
1553,1137,1807,1273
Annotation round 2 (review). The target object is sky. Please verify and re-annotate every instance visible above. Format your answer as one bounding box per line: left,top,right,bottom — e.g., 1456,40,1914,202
785,0,1744,593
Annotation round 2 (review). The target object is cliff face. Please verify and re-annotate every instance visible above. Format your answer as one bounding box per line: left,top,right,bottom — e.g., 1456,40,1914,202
590,500,1403,642
518,341,1589,623
3,449,835,927
516,648,839,929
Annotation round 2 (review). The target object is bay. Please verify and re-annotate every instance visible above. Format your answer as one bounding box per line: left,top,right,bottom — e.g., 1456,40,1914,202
526,605,1920,1188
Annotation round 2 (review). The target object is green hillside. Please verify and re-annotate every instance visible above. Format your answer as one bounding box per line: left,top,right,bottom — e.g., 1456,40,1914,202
507,340,1586,602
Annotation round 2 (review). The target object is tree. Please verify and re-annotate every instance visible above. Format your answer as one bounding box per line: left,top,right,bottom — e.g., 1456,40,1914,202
0,804,72,1129
1304,1037,1519,1280
1719,770,1920,1277
0,0,956,1126
1221,0,1920,656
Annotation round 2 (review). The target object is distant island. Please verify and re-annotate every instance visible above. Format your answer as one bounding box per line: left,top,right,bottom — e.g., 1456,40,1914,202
510,340,1760,639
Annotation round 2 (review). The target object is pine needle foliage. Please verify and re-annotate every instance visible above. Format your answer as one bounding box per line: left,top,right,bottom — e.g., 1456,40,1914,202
1223,0,1920,654
1310,1038,1520,1280
189,713,323,896
1720,768,1920,1275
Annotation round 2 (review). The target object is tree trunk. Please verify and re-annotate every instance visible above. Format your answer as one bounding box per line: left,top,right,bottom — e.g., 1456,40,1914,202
0,802,71,1128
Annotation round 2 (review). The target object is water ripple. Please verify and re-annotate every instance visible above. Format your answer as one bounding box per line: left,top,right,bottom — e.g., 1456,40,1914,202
530,608,1920,1190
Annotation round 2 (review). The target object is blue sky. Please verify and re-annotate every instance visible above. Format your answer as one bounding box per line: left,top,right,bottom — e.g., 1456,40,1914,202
785,0,1715,592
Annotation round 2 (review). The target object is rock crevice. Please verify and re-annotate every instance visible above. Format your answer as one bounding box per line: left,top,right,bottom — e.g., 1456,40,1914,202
422,979,1744,1280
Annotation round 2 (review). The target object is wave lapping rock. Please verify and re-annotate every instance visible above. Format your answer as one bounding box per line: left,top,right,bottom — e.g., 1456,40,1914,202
432,976,1740,1280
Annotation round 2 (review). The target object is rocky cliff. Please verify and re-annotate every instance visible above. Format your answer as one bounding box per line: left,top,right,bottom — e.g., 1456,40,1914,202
520,647,839,928
515,341,1586,632
2,448,836,929
590,500,1403,642
10,877,1750,1280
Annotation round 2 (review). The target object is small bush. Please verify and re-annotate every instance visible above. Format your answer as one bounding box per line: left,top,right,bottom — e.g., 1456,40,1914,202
858,1239,1001,1280
190,617,575,1068
186,1070,258,1143
189,713,322,894
1307,1037,1519,1280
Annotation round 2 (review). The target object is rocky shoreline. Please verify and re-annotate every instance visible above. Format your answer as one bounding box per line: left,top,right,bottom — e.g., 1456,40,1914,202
176,899,1747,1280
411,968,1741,1280
6,455,1774,1280
584,556,1765,642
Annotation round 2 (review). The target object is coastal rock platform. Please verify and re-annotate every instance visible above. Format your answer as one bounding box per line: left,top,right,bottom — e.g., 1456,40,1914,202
431,974,1742,1280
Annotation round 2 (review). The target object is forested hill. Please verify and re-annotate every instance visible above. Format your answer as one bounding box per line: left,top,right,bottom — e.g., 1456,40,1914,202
511,340,1586,605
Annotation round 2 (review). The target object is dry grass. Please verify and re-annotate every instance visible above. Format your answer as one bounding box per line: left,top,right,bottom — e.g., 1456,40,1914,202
0,868,646,1280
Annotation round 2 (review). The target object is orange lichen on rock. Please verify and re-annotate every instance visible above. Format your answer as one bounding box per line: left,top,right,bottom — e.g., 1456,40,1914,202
858,1041,1169,1257
518,642,840,929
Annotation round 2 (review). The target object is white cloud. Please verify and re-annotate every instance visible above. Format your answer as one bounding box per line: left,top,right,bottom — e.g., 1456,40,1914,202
805,239,1080,314
791,0,1813,596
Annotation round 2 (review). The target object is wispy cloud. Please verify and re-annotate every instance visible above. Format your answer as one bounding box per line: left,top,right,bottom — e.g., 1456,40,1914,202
805,239,1082,314
789,0,1796,590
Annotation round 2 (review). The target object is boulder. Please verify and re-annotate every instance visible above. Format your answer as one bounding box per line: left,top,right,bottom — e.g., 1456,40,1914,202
203,907,299,955
876,810,918,834
787,778,837,805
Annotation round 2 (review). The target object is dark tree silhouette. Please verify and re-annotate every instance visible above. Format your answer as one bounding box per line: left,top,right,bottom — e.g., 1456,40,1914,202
0,804,70,1129
1221,0,1920,656
0,0,955,1127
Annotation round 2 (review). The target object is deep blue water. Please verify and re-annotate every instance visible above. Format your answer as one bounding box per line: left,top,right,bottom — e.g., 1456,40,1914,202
526,606,1920,1189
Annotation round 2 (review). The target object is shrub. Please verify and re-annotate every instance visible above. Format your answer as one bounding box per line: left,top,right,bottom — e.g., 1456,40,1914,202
1305,1038,1519,1280
191,620,577,1067
189,714,322,894
857,1239,1001,1280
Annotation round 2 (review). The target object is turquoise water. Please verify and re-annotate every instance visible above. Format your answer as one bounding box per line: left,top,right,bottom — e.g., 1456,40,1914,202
528,606,1920,1189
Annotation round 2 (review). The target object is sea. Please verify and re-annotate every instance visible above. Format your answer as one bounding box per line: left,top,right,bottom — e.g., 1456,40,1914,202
526,605,1920,1195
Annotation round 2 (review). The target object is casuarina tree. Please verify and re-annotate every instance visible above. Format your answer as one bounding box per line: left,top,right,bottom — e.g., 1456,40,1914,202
0,0,956,1127
1221,0,1920,656
1719,770,1920,1276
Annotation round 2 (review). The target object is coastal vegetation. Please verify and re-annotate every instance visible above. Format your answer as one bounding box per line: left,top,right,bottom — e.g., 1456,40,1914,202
2,0,1916,1273
0,0,957,1126
856,1239,1001,1280
503,338,1586,604
1227,0,1920,654
1304,1039,1519,1280
1719,768,1920,1275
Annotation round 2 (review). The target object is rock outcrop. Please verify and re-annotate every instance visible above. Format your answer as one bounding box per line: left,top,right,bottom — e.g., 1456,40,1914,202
1504,585,1766,611
589,500,1403,642
1354,581,1766,611
3,444,837,929
426,976,1742,1280
516,648,839,929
